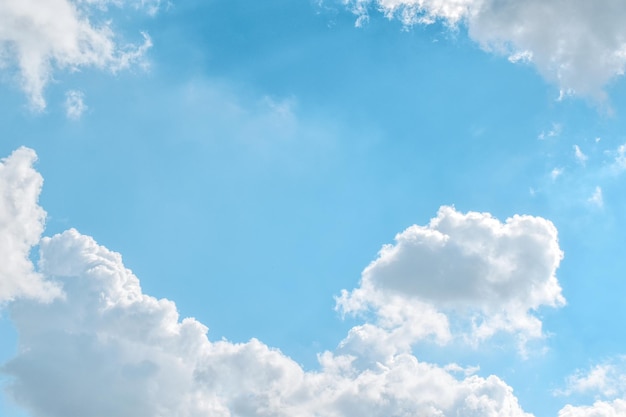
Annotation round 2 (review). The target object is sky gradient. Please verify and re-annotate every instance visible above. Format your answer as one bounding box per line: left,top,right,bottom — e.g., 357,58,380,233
2,1,626,416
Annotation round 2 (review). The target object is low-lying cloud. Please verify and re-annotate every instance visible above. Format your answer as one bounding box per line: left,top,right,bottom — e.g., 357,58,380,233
0,0,155,110
0,147,612,417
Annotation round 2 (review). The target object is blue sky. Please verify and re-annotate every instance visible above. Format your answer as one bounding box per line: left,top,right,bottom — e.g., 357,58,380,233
2,1,626,416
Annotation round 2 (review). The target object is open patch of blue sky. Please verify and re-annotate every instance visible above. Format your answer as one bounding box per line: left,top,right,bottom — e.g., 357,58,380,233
3,1,626,416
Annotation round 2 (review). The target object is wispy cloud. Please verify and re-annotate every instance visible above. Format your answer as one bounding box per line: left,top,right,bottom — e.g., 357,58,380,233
337,206,565,354
64,90,87,120
559,399,626,416
610,144,626,173
557,356,626,399
539,123,562,140
587,186,604,208
574,145,588,165
551,167,564,180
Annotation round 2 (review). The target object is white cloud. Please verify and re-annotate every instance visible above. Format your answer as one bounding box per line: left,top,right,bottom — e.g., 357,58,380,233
0,148,535,417
558,400,626,417
343,0,626,99
588,186,603,208
551,168,564,181
0,148,61,304
64,89,87,119
557,357,626,417
574,145,588,165
337,206,565,352
566,365,616,397
0,0,155,111
611,144,626,173
558,357,626,399
4,229,533,416
572,366,614,395
345,0,473,27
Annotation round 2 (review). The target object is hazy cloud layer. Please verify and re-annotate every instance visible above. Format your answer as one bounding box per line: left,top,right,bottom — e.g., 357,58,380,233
343,0,626,99
337,206,565,353
0,0,154,110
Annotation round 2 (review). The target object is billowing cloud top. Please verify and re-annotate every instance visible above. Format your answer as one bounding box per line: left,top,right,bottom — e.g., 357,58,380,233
344,0,626,99
337,206,565,354
0,0,154,110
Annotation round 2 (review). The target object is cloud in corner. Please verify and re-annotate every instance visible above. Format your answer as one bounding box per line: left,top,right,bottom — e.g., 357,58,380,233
0,0,155,111
343,0,626,100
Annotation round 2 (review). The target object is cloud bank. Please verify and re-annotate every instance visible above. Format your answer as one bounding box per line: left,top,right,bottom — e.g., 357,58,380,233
0,147,611,417
0,0,155,110
343,0,626,99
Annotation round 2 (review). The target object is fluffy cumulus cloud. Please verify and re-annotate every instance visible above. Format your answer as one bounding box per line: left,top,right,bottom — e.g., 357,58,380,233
337,206,565,354
0,147,61,303
0,147,536,417
343,0,626,99
0,0,155,110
